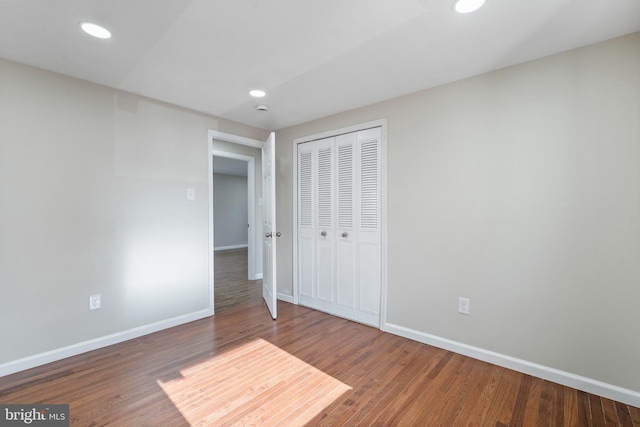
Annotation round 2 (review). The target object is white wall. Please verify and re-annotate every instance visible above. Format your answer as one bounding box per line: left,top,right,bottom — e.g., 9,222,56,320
213,173,248,249
0,58,268,369
275,33,640,398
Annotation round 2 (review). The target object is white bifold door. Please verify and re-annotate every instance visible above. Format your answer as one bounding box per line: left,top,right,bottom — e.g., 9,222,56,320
297,127,381,327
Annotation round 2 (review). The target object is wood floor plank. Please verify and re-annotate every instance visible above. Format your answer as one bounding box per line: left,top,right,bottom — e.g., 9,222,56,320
427,358,492,426
330,340,429,425
492,369,524,425
353,348,450,426
590,394,607,427
602,397,621,426
214,248,262,314
306,336,419,425
564,387,580,426
510,373,533,426
407,356,480,425
577,389,593,427
463,365,513,426
521,376,543,427
616,401,634,427
553,381,566,427
630,405,640,426
455,364,498,426
394,352,468,424
536,379,556,427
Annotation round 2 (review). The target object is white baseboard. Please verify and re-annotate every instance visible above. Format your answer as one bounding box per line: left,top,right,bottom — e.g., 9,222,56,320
0,309,211,378
383,322,640,408
277,293,294,304
214,244,248,251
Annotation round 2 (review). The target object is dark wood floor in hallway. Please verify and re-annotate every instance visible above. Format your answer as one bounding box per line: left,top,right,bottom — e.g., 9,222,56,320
1,300,639,426
214,248,262,314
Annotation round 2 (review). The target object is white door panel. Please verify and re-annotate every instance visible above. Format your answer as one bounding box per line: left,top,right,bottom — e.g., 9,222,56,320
359,238,381,315
262,132,277,319
317,234,334,302
298,232,314,298
336,234,356,309
335,131,357,315
315,139,334,303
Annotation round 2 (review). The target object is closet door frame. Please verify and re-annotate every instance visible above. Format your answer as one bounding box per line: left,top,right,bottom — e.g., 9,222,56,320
292,119,388,329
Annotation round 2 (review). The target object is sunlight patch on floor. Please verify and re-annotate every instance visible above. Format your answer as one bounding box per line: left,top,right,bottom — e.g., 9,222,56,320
157,338,352,426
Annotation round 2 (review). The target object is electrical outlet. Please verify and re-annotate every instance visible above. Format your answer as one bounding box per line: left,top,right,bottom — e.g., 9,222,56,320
186,188,195,201
89,294,101,311
458,297,470,315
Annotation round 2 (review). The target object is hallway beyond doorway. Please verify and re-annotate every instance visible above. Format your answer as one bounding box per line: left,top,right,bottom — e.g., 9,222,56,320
214,248,262,313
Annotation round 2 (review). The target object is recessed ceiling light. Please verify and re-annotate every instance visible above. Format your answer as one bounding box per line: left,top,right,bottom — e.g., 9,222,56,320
452,0,486,14
249,89,266,98
80,22,112,39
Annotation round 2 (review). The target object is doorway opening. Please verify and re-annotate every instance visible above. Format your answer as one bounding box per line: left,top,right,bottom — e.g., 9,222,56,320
212,155,262,313
208,130,277,318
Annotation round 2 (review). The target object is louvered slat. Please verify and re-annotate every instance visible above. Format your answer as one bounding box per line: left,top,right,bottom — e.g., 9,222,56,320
298,151,312,227
317,147,333,227
360,139,379,229
337,144,353,229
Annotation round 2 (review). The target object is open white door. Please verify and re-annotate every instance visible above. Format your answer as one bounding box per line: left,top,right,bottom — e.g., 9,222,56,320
262,132,277,319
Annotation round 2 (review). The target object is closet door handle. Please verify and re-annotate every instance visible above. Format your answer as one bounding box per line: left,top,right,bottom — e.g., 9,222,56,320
320,231,327,237
342,232,349,238
275,232,281,237
265,232,272,238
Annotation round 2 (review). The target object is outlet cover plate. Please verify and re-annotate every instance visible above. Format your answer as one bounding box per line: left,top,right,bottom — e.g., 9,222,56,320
89,294,101,310
458,297,470,315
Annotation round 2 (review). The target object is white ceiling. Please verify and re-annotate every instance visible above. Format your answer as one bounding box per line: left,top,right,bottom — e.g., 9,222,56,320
1,0,639,131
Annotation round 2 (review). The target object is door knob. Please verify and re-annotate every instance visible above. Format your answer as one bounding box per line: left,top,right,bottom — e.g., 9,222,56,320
320,231,327,236
265,232,272,238
275,232,282,237
342,232,349,238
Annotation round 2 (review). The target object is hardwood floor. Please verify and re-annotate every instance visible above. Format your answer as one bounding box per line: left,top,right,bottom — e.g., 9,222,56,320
214,248,262,314
1,302,639,426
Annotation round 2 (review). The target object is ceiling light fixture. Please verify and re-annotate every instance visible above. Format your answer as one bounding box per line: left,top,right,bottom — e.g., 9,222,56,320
452,0,486,14
249,89,266,98
255,104,270,112
80,22,112,39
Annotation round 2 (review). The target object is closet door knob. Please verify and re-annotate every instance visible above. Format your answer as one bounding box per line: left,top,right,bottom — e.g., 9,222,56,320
342,232,349,238
320,231,327,237
265,232,272,238
275,232,282,237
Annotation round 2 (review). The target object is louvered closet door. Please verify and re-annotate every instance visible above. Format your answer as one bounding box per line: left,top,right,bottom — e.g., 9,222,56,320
333,132,357,320
297,127,381,327
297,137,335,314
355,127,382,326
